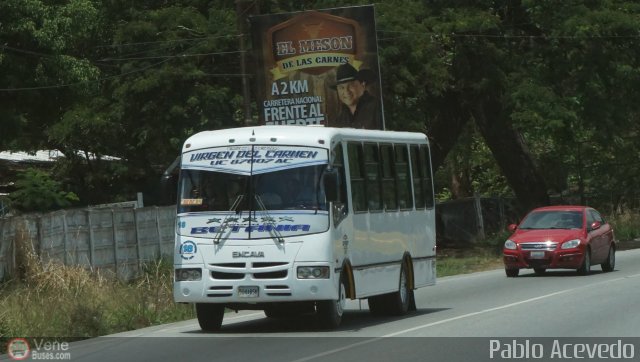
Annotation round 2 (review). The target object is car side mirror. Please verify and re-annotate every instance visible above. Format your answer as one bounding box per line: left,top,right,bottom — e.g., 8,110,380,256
508,224,518,232
590,221,601,231
323,168,339,203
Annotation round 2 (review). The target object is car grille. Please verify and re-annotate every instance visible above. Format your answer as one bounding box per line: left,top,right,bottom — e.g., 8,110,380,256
520,242,558,251
525,259,551,267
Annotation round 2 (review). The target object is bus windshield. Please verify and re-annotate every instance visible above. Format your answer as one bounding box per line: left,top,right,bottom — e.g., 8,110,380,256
178,165,328,214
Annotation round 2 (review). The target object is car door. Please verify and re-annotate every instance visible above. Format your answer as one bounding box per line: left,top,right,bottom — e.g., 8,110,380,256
587,209,607,263
592,209,613,263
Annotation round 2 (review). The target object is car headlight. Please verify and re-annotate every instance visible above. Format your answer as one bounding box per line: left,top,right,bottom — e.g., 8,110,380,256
297,266,330,279
561,239,581,249
504,239,517,250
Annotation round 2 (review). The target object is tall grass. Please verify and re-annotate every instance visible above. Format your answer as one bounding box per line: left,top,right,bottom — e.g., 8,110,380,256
0,223,194,338
608,211,640,242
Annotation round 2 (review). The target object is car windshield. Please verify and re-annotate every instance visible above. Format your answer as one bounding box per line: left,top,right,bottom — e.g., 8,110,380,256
177,165,327,214
518,210,583,230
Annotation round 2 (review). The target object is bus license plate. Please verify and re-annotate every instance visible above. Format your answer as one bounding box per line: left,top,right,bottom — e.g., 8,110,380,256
238,286,259,298
529,251,545,259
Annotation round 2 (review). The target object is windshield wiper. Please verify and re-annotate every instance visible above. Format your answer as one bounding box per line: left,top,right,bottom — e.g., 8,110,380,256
254,195,284,244
213,194,244,245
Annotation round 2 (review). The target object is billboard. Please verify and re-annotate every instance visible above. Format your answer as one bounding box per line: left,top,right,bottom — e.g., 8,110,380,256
250,5,383,130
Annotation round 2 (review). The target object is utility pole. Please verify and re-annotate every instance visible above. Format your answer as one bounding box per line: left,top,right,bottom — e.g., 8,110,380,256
235,0,258,126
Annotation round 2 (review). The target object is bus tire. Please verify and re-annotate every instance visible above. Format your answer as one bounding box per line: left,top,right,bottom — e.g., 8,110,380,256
196,303,224,332
387,262,410,316
316,274,346,329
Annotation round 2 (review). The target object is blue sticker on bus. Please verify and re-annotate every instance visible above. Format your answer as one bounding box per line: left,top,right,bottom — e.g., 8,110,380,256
179,241,197,260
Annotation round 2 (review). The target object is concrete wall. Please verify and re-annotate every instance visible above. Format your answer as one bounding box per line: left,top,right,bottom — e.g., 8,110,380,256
0,206,176,280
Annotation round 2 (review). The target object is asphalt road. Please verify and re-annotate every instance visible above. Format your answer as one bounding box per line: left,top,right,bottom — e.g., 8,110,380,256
4,248,640,362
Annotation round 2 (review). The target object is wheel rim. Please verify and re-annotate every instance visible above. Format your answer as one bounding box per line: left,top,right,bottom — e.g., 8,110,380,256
399,268,408,304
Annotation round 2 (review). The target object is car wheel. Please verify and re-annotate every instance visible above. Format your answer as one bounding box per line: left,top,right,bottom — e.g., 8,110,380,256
317,274,346,329
196,303,225,332
601,245,616,272
577,248,591,276
505,268,519,277
534,268,546,275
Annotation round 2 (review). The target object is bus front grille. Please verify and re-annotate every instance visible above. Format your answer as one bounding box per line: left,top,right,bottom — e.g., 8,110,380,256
253,270,288,279
211,271,244,280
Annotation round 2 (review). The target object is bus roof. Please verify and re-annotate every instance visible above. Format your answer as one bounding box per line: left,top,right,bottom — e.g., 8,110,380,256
183,126,428,152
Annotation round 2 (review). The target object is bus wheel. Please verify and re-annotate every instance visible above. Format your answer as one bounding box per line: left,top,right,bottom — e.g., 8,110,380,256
317,274,346,329
387,263,410,316
196,303,224,332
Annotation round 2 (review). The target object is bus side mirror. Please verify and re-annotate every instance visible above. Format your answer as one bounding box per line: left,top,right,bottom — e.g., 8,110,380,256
159,173,178,205
323,168,339,202
159,156,180,205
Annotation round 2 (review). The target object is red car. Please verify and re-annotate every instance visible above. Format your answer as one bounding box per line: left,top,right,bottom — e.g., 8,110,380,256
503,205,616,277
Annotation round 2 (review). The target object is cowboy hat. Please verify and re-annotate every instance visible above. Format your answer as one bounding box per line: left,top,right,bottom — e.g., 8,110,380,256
329,63,376,89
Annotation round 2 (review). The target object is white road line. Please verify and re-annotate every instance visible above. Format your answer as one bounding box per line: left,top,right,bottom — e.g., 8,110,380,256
291,273,640,362
290,337,384,362
383,290,569,337
385,273,640,337
155,312,266,333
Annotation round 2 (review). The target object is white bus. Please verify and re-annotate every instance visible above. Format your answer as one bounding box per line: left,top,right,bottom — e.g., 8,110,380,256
172,125,436,330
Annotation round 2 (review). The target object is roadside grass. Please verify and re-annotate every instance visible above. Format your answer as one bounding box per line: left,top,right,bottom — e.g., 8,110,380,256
1,212,638,340
608,211,640,245
0,227,194,340
437,246,503,277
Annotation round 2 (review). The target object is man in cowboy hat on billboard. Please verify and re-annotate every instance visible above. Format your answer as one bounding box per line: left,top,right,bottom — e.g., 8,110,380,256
330,62,382,130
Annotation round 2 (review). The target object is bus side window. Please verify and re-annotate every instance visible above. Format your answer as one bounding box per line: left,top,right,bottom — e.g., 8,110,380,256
364,143,382,211
347,142,367,212
422,145,435,208
395,144,413,210
411,145,426,209
332,144,348,208
380,144,397,211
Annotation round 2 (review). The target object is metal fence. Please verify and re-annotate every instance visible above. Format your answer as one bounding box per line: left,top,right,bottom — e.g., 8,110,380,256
0,206,176,281
436,195,521,245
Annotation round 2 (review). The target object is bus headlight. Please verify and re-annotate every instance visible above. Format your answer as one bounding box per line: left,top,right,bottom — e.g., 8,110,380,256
175,268,202,281
297,266,330,279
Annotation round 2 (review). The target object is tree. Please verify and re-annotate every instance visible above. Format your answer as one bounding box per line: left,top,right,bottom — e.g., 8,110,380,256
9,169,79,212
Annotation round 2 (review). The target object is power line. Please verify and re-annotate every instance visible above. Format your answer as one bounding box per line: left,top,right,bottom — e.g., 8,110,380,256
0,46,189,92
94,33,243,48
98,50,244,62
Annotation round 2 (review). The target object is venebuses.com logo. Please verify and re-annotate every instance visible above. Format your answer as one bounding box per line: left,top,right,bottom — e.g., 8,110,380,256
7,338,30,360
5,338,71,360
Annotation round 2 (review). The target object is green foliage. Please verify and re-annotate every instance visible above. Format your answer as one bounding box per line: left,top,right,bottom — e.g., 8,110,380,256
2,0,640,209
9,169,79,212
609,212,640,242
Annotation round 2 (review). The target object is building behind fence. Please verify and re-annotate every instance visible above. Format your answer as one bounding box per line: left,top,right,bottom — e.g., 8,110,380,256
0,206,176,281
